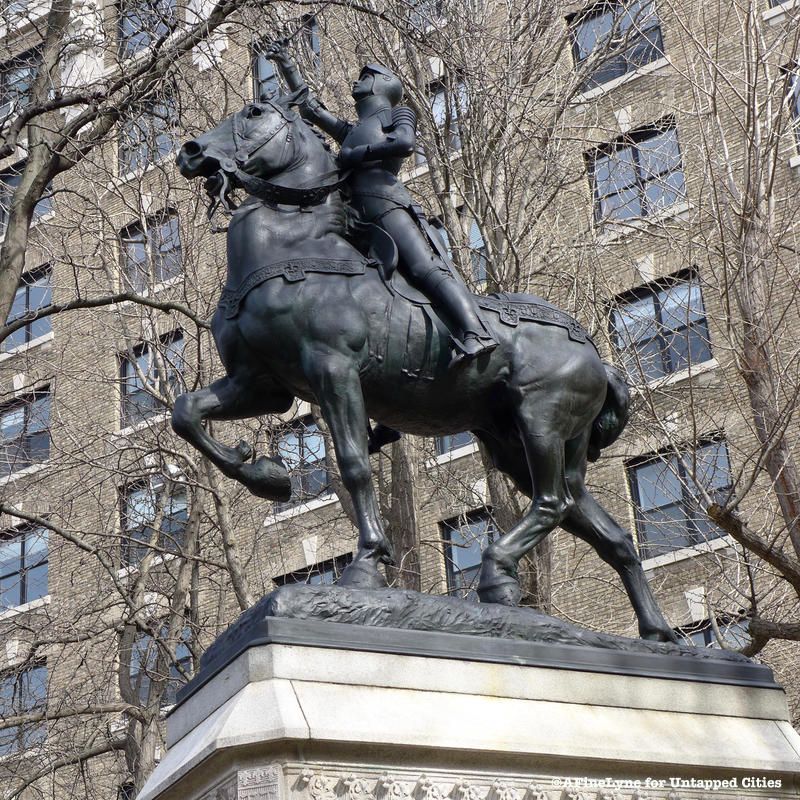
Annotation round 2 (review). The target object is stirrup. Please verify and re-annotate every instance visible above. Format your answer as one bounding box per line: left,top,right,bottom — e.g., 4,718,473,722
449,333,498,366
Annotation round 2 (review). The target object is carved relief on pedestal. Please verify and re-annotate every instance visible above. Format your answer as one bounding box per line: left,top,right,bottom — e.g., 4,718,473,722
239,765,283,800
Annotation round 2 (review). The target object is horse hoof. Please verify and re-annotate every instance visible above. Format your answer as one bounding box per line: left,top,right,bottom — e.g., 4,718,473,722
239,456,291,501
337,558,387,589
477,579,521,606
236,439,254,460
640,625,680,644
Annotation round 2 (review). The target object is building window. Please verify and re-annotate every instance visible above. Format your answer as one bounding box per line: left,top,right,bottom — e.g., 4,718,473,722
628,439,732,560
416,78,468,165
589,123,686,224
121,478,188,567
119,211,181,292
431,211,488,285
274,553,352,586
0,389,50,477
119,332,184,427
300,15,321,69
677,616,750,649
118,0,177,59
571,0,664,92
274,416,330,508
130,627,192,707
117,783,136,800
409,0,445,31
0,525,48,609
118,89,177,174
610,272,712,382
252,41,281,101
0,164,53,238
0,663,47,755
788,66,800,148
0,48,41,118
441,510,496,600
435,431,475,456
2,265,52,353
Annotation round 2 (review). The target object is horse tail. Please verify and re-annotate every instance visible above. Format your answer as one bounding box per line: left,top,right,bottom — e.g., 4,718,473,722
587,363,630,463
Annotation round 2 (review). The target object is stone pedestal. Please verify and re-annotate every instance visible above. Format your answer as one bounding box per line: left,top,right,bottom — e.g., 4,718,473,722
138,619,800,800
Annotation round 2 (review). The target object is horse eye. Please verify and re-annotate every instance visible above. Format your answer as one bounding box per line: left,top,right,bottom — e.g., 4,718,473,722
249,106,263,118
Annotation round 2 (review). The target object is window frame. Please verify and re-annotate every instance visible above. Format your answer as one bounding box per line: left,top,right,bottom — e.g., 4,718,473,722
129,625,192,707
274,553,353,586
787,64,800,149
0,524,48,609
251,39,282,102
119,210,182,293
120,476,188,567
0,163,53,239
273,415,331,509
0,47,42,118
416,76,468,166
434,431,475,456
609,270,713,382
118,0,178,59
118,88,178,175
440,509,496,600
675,615,750,649
627,438,733,560
119,331,184,428
300,14,322,69
0,388,51,477
588,121,686,225
570,0,664,92
2,264,52,353
0,662,47,756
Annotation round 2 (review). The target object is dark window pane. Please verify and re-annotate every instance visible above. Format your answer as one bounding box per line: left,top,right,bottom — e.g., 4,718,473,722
275,553,353,586
0,391,51,475
442,512,496,600
435,431,475,455
121,480,188,566
119,0,177,58
630,440,731,558
274,417,330,509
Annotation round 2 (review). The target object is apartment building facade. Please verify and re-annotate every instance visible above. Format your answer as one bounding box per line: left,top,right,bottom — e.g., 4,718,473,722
0,0,799,795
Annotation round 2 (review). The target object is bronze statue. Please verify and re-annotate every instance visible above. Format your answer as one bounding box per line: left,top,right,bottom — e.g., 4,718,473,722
265,47,496,361
172,85,677,642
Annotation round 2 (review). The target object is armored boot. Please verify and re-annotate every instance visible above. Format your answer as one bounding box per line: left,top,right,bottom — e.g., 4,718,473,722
423,270,497,363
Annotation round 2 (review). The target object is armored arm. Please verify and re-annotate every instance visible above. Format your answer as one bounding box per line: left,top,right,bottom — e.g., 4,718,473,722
339,106,417,167
265,43,351,143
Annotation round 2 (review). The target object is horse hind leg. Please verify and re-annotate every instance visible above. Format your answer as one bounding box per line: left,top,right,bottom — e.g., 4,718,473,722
560,433,678,643
478,404,573,606
172,377,292,501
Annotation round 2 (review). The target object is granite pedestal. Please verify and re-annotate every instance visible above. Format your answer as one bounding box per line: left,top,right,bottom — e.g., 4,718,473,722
137,618,800,800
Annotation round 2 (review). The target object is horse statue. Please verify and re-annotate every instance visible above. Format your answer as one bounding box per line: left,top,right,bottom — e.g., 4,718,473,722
172,96,677,643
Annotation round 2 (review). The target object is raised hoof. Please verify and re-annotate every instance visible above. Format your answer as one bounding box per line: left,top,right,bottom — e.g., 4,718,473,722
477,579,521,606
239,455,291,501
337,558,388,589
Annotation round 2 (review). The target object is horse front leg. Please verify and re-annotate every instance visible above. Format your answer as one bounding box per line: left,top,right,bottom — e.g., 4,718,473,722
172,377,293,501
304,351,394,588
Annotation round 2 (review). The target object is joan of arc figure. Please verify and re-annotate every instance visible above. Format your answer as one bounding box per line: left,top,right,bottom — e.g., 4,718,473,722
266,46,497,361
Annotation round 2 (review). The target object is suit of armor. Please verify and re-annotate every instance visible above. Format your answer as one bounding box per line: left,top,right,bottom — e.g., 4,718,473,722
267,53,497,361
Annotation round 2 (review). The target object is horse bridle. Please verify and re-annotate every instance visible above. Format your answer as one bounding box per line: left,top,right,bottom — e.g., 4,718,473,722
204,99,348,221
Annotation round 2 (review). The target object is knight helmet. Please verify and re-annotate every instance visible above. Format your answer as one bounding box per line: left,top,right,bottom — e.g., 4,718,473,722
360,63,404,106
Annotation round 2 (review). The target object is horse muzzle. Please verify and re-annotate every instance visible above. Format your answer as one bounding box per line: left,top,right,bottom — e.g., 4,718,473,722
176,140,220,178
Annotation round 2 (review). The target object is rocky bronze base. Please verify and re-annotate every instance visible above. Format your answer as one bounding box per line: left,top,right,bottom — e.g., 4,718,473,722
178,584,772,706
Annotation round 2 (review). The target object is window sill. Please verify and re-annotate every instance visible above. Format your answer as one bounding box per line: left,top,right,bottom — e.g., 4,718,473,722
596,200,692,244
0,595,50,620
633,358,719,391
117,552,177,579
116,411,171,438
0,331,54,362
0,462,48,487
0,0,50,39
573,56,672,103
763,0,797,24
790,153,800,172
115,276,183,306
427,441,479,468
641,534,734,572
263,492,339,526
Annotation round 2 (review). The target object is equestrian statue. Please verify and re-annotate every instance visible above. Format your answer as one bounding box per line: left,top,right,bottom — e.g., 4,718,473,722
171,51,678,643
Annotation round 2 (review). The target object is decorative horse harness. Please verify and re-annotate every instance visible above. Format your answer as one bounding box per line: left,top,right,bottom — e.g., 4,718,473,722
204,97,348,219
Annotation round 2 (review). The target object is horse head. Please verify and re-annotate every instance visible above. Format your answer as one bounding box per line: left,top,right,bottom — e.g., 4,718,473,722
177,98,336,203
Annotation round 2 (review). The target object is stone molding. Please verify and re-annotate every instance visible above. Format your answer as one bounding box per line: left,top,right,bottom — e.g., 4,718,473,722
195,762,790,800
